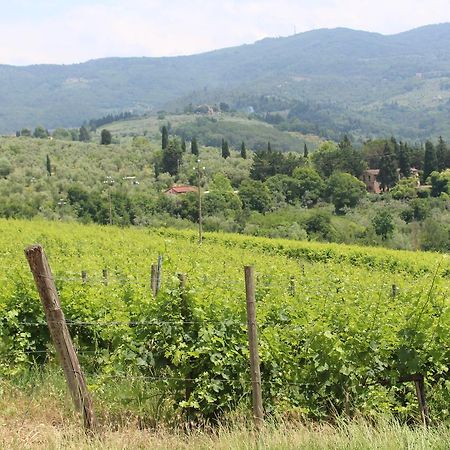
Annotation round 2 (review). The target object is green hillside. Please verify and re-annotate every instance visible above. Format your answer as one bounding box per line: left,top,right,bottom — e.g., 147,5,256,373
2,24,450,140
105,113,321,152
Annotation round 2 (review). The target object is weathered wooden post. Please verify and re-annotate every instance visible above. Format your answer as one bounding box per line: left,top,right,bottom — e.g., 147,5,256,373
102,269,108,286
414,375,430,427
25,244,96,431
156,255,163,294
289,275,296,296
244,266,264,430
81,270,87,284
151,264,158,297
392,284,398,298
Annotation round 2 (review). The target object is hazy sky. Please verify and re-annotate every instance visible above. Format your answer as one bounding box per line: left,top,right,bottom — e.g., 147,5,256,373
2,0,450,65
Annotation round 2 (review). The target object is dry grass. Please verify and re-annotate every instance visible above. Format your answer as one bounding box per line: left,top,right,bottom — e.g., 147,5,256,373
1,377,450,450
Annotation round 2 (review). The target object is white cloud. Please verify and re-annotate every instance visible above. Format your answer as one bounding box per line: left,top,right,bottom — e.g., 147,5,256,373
1,0,450,65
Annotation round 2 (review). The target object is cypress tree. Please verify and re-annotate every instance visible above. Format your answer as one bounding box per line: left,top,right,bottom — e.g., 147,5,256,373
181,138,187,152
436,136,449,172
191,137,199,156
79,125,90,142
241,141,247,159
161,126,169,150
423,140,438,183
222,138,230,159
46,154,51,176
378,143,398,191
267,141,272,152
397,142,411,178
303,143,309,158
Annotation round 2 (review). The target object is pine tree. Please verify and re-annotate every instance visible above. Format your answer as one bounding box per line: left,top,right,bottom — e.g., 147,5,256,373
191,137,199,156
46,154,51,176
240,141,247,159
222,138,230,159
436,136,449,172
378,143,398,191
423,140,438,183
161,126,169,150
303,143,309,158
397,142,411,178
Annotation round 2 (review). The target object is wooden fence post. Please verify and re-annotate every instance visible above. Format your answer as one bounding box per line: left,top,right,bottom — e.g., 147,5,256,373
81,270,87,284
156,255,163,294
414,375,430,427
102,269,108,286
392,284,397,298
244,266,264,430
151,264,158,297
289,276,296,296
25,244,96,431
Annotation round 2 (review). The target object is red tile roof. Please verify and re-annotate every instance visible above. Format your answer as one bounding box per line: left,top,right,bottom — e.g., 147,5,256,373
165,185,198,194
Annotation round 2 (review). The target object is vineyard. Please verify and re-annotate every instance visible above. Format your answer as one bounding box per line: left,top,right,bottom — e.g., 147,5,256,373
0,218,449,426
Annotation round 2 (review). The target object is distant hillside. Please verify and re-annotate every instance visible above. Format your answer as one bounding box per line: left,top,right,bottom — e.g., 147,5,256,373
2,24,450,139
104,113,321,153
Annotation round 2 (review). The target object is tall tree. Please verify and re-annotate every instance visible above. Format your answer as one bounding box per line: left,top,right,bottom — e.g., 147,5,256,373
161,125,169,150
181,138,187,152
378,143,398,191
436,136,449,172
161,138,183,176
303,143,309,159
267,141,272,152
397,142,411,178
221,138,230,159
240,141,247,159
191,137,199,156
423,140,438,183
79,126,91,142
46,155,51,176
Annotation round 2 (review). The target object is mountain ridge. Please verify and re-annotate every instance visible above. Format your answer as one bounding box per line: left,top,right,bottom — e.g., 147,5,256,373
2,23,450,138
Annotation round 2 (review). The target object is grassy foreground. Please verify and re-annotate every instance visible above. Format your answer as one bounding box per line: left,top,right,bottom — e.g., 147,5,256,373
1,374,450,450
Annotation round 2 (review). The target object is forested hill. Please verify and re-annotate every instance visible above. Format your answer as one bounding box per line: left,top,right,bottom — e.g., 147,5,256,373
2,24,450,138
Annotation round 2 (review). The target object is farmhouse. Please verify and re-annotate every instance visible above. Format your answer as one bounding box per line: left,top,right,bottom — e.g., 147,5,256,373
361,168,420,193
164,185,198,195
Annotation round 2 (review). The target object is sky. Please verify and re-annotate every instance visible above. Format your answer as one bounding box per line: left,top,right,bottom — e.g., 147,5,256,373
1,0,450,65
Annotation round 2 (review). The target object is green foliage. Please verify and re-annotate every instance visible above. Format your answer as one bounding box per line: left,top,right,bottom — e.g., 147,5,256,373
101,129,112,145
161,125,169,150
430,170,450,197
0,158,12,178
79,126,91,142
423,141,438,183
46,155,51,177
161,138,183,176
326,172,367,213
221,139,230,159
240,141,247,159
191,137,199,156
33,126,48,139
239,179,272,213
251,149,303,181
378,144,398,191
0,219,449,421
390,178,417,200
372,210,395,240
292,167,325,207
